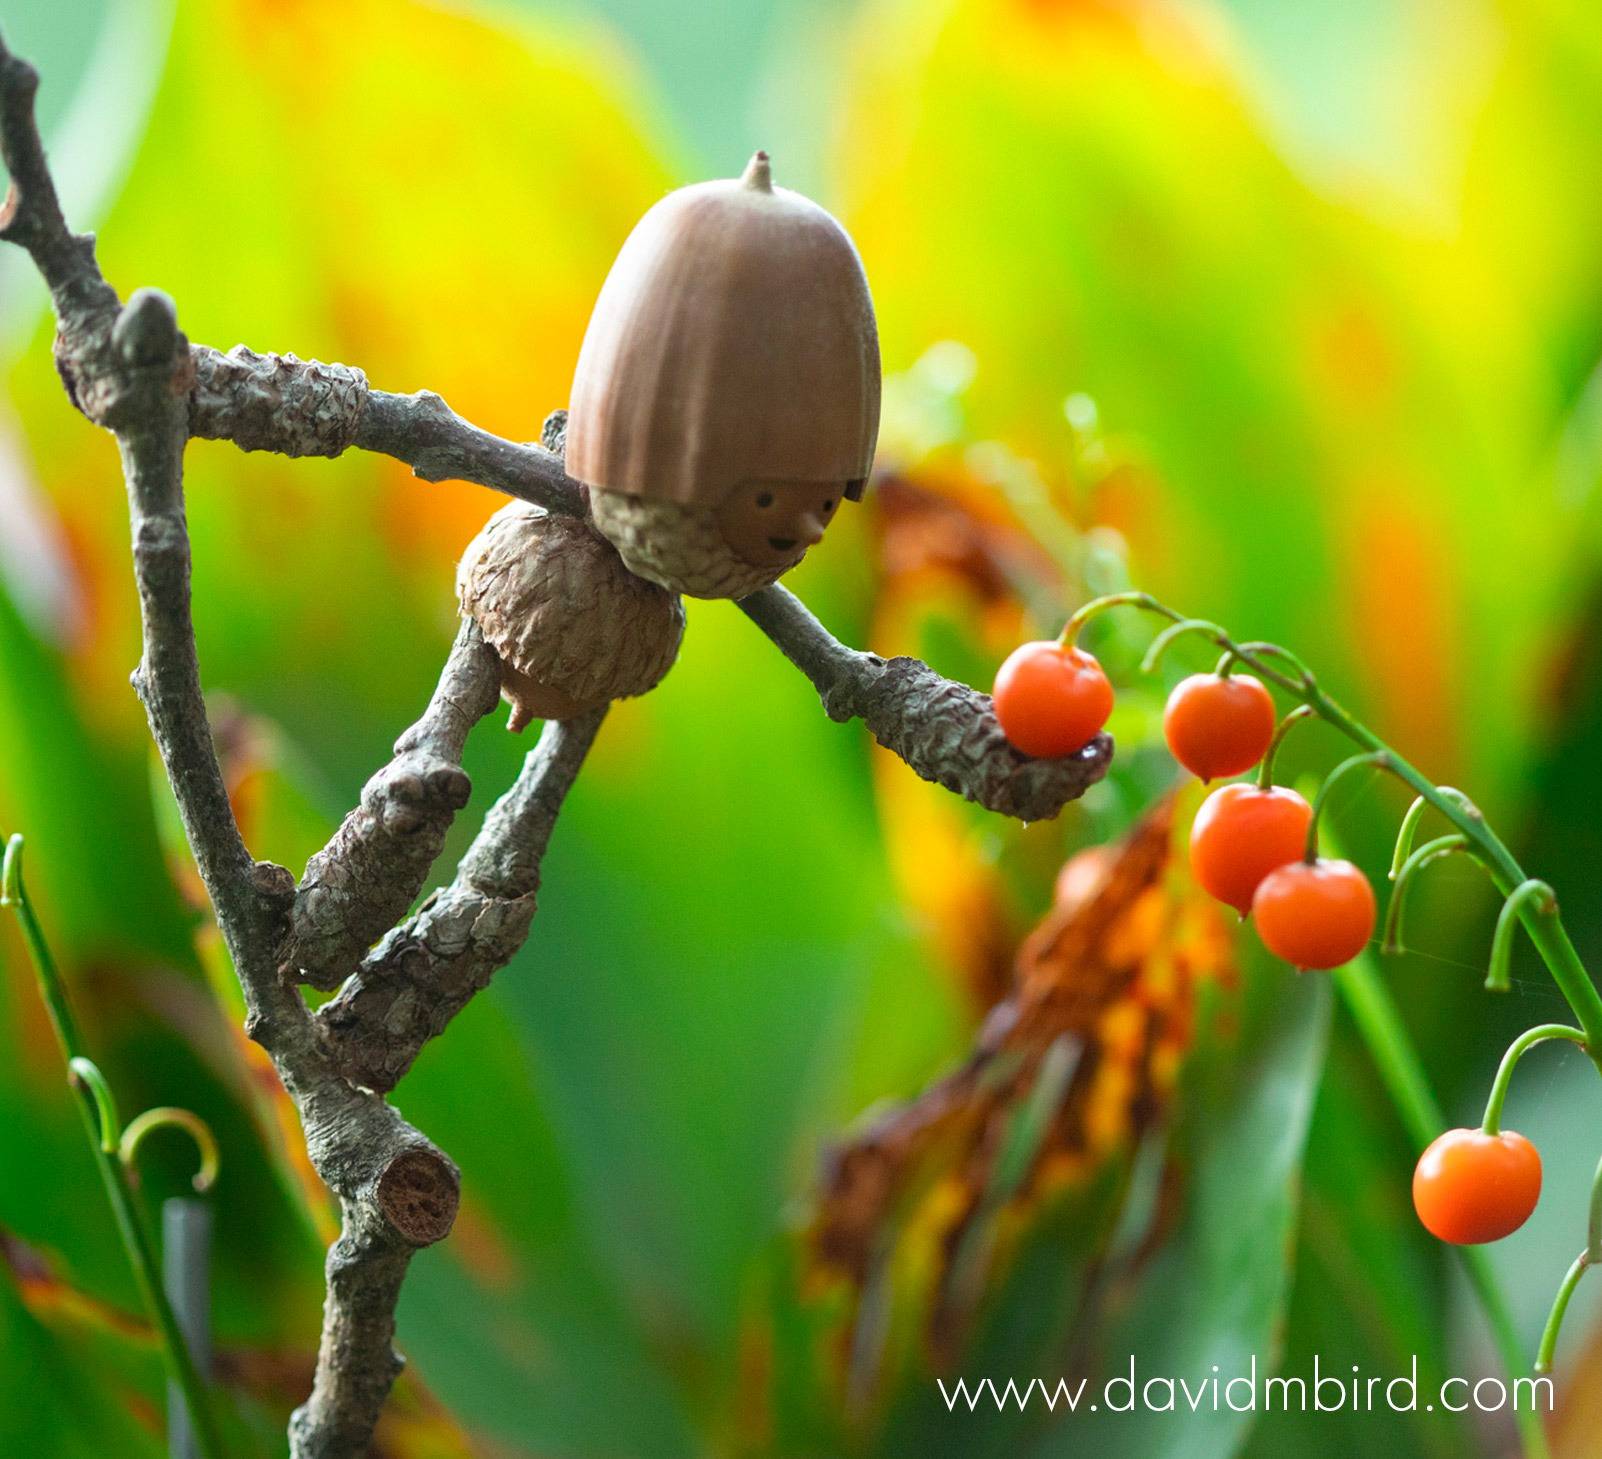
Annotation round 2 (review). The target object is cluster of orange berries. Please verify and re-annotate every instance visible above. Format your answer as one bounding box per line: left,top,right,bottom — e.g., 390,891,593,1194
992,636,1544,1249
992,640,1375,970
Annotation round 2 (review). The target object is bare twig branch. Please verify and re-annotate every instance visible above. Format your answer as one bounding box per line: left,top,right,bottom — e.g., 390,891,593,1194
285,1096,459,1459
0,40,119,345
0,35,459,1456
190,343,587,516
739,584,1112,821
317,707,605,1092
5,22,1119,1453
285,620,503,988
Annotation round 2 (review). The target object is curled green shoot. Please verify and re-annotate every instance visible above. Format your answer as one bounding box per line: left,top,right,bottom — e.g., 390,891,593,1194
121,1107,221,1195
1382,834,1478,956
1,833,228,1459
1480,1025,1585,1137
1487,881,1558,994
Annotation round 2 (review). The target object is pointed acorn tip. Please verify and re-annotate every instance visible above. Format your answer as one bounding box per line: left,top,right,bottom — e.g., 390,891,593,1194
742,151,773,192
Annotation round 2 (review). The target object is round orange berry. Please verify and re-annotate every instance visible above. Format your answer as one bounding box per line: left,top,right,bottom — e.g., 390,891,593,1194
1188,783,1312,914
1412,1127,1542,1245
1252,857,1376,969
1163,673,1277,781
991,641,1114,759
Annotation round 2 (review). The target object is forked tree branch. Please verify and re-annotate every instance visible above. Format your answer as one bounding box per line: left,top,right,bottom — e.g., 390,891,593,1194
284,620,502,988
316,707,607,1092
1,33,460,1458
190,343,587,517
2,25,1112,1457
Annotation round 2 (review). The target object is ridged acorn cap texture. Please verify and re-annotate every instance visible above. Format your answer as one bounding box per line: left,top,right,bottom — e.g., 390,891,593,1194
457,502,685,729
566,152,881,508
587,488,783,600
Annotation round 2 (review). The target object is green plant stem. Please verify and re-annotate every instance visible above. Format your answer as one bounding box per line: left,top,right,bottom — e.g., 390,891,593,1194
1383,834,1473,955
1390,788,1474,880
1335,955,1552,1459
1073,589,1602,1396
1139,617,1228,673
120,1108,220,1193
1390,797,1430,881
1480,1026,1587,1136
1,836,228,1459
1487,881,1558,994
1535,1254,1588,1376
1533,1155,1602,1376
1257,705,1316,789
1589,1153,1602,1261
1067,594,1602,1067
1306,750,1399,860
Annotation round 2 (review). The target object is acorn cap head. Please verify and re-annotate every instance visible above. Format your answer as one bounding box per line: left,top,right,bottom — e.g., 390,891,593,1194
567,152,880,508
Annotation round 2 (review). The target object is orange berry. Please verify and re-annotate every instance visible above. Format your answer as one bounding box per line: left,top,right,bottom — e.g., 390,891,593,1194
1252,857,1376,969
1412,1128,1542,1245
991,641,1114,759
1163,673,1276,781
1188,783,1312,914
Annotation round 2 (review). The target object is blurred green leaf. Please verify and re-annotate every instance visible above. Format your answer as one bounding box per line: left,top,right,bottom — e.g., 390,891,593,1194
1033,959,1328,1458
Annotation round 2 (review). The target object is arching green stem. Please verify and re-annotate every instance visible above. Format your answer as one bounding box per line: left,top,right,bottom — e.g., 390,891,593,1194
1059,592,1602,1066
1481,1025,1586,1136
1390,787,1480,881
1590,1151,1602,1261
1061,590,1176,645
1536,1154,1602,1375
1536,1253,1589,1376
67,1057,121,1154
1,834,228,1459
121,1107,221,1194
1233,640,1319,694
1140,618,1229,675
2,834,87,1054
1257,705,1316,790
1381,834,1476,955
1305,750,1399,860
1487,881,1558,994
1390,797,1429,881
1335,954,1551,1459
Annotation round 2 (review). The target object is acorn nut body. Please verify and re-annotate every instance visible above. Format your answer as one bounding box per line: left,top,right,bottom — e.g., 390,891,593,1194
569,152,880,599
457,501,685,730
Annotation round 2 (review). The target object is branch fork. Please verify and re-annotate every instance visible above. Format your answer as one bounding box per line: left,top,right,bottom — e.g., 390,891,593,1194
0,27,1110,1455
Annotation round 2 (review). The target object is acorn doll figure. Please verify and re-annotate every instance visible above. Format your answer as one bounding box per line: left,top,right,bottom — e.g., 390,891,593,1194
0,30,1117,1455
453,150,1108,828
568,151,880,599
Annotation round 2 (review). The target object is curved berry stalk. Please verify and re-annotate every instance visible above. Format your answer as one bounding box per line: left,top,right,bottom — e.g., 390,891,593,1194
1065,592,1602,1377
1,834,227,1458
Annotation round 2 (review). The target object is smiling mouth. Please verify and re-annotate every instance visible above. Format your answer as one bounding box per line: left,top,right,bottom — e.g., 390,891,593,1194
767,537,797,552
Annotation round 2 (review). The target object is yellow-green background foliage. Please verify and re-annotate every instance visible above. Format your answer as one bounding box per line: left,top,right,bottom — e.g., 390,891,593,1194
4,1,1602,1454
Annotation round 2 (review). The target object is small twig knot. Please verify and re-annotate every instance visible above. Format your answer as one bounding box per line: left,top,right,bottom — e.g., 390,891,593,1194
112,287,180,366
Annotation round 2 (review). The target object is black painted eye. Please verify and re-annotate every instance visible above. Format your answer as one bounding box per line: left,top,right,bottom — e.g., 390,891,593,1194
821,499,834,512
757,492,774,508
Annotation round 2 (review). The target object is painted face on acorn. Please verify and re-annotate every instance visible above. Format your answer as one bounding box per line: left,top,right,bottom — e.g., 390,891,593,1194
716,480,843,568
565,151,880,600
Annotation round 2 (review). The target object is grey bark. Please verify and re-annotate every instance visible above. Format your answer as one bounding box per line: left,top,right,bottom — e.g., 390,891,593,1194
738,585,1113,821
3,25,1110,1456
190,343,587,517
2,35,460,1459
284,620,503,988
316,708,606,1093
